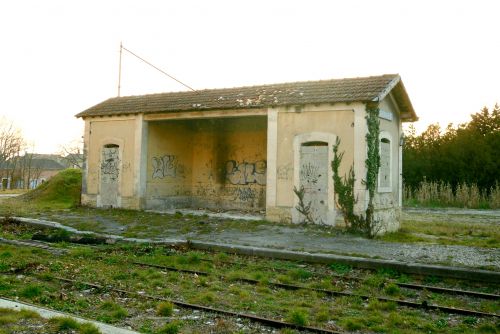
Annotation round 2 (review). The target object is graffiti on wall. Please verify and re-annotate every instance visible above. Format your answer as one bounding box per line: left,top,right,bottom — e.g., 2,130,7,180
101,146,120,183
225,160,266,185
277,164,293,180
299,162,320,186
232,187,256,202
152,155,184,179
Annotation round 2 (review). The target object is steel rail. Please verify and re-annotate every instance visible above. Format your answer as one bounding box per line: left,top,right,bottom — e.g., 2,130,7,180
50,276,343,334
3,236,498,302
396,282,499,300
0,237,67,255
132,261,499,318
199,256,500,300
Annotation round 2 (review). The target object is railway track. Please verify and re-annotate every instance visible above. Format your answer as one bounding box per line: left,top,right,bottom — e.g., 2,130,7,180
196,256,500,300
132,261,499,318
4,237,498,302
1,236,498,333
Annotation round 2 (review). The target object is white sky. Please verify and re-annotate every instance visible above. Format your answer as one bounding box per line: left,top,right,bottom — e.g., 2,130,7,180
0,0,498,153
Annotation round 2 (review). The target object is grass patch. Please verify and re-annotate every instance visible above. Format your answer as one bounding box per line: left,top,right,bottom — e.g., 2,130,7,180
287,308,309,326
97,301,128,323
156,301,174,316
19,284,43,298
156,321,182,334
379,219,500,248
330,263,352,275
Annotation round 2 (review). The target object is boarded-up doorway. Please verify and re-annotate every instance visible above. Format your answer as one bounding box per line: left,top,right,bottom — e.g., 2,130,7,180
299,142,328,224
100,144,120,208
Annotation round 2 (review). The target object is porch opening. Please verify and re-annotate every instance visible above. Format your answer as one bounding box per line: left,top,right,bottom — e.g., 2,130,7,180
146,116,267,212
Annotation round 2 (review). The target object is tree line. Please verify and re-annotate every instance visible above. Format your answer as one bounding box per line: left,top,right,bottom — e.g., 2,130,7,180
403,104,500,195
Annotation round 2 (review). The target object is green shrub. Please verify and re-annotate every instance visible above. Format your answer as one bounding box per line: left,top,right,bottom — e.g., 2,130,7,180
156,301,174,317
20,284,43,298
98,301,128,322
79,322,101,334
330,263,352,275
156,321,182,334
384,283,400,296
288,268,312,281
287,309,308,326
50,316,79,330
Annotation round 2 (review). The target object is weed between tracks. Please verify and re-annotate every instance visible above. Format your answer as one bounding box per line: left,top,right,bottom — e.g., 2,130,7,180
0,224,498,334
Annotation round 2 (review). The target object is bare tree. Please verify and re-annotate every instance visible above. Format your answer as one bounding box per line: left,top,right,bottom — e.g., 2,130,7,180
59,138,84,169
0,118,24,189
17,145,42,189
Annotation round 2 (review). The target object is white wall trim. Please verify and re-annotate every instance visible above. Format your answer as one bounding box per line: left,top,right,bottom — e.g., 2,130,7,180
266,108,278,208
353,106,367,212
134,115,148,206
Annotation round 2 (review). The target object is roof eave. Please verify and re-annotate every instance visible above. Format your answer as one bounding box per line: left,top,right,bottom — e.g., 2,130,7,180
374,76,418,122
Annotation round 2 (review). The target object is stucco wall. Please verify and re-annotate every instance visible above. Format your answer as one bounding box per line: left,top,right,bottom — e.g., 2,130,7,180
373,95,402,233
266,104,357,224
145,116,267,211
147,120,193,208
81,116,137,208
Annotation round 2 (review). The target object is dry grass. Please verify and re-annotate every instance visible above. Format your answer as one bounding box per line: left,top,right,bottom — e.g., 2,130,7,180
381,219,499,248
404,181,500,209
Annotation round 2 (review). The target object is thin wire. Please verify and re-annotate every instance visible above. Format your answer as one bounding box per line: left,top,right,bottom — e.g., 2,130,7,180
121,45,197,93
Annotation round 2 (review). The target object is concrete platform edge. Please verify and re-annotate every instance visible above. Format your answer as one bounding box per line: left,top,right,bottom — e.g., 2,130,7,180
7,216,500,283
0,297,139,334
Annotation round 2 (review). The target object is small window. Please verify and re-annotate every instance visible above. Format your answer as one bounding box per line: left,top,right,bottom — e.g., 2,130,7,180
301,141,328,147
379,137,391,191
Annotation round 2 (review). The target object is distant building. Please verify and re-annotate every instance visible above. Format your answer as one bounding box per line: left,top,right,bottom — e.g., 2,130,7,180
0,154,66,189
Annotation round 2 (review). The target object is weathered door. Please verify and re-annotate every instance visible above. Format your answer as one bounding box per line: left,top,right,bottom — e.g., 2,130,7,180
299,142,328,224
100,144,120,208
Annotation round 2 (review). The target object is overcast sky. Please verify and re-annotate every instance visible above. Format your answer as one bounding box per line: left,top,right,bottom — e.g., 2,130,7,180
1,0,498,153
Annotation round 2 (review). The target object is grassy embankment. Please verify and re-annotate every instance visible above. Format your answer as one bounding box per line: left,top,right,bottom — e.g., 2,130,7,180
0,168,81,215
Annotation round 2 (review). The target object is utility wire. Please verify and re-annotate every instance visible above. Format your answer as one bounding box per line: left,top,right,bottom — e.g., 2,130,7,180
120,44,197,93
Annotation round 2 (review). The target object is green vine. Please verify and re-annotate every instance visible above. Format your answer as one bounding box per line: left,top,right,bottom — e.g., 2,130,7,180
364,102,381,236
331,102,381,237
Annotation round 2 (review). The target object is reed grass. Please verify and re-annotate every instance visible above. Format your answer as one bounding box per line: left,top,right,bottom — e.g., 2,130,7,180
404,181,499,209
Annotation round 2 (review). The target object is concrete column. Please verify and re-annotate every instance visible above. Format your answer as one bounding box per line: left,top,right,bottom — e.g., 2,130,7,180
81,120,91,195
398,122,403,207
134,115,148,209
266,108,278,208
353,104,367,213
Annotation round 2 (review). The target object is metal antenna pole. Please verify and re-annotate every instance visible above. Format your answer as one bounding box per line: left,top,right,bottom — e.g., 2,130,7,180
117,42,123,97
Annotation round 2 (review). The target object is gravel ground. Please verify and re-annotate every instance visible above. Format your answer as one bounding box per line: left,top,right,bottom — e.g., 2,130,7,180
8,208,500,270
193,226,499,269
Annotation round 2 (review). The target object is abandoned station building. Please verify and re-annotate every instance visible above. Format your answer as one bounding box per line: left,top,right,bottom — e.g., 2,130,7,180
76,74,417,232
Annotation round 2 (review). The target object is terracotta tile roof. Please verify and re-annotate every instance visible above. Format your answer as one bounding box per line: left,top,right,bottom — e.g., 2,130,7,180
76,74,417,121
